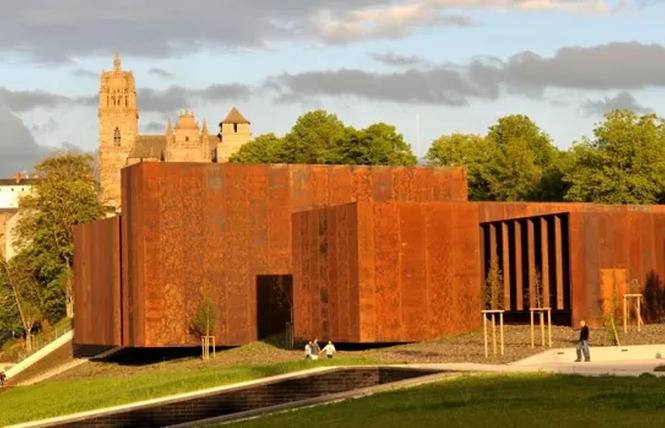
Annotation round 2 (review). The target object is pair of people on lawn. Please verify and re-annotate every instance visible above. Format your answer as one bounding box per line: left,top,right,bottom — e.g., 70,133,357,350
304,338,336,360
300,324,589,362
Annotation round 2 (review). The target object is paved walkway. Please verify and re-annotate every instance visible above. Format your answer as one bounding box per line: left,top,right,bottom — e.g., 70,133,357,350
407,359,664,377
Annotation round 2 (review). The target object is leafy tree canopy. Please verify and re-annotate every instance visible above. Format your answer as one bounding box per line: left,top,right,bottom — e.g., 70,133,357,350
426,133,492,201
230,110,417,166
564,110,665,204
427,115,565,201
13,152,106,323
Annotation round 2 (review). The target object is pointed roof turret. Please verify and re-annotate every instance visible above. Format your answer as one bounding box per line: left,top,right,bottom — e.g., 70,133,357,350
221,107,250,125
166,117,173,134
113,51,122,72
201,119,208,134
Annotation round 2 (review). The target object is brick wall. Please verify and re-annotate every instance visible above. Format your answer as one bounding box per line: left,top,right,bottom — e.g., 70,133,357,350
54,367,439,427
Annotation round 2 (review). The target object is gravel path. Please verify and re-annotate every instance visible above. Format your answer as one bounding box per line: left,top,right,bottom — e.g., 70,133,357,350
51,324,665,381
370,324,665,364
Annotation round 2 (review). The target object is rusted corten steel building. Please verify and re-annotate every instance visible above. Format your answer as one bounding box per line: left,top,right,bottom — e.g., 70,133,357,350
476,203,665,327
75,163,469,347
74,162,665,348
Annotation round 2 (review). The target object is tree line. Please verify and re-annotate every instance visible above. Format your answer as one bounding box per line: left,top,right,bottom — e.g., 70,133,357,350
234,109,665,205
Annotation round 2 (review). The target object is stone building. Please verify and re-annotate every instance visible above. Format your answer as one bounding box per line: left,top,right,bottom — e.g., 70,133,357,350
0,173,37,260
98,53,251,207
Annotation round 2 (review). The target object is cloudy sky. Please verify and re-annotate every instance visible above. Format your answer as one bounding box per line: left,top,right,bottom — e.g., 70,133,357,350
0,0,664,175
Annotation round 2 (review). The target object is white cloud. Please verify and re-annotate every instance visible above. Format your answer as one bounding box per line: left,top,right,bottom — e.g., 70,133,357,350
0,0,650,61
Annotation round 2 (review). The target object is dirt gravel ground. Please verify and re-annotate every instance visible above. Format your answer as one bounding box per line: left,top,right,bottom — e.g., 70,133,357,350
50,323,665,381
369,323,665,364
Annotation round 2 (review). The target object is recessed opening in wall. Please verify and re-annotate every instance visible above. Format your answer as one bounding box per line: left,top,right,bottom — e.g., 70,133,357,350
113,127,121,146
480,214,572,324
256,275,293,341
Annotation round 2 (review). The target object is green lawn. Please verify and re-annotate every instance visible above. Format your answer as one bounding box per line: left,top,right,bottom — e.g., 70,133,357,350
227,373,665,428
0,357,377,426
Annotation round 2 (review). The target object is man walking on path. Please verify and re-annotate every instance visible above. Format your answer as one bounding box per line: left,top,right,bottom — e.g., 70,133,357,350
575,320,590,362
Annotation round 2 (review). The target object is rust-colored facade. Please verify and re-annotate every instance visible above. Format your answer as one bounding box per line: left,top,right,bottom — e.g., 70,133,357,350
73,216,122,346
477,203,665,327
292,201,482,343
73,162,665,347
74,162,468,347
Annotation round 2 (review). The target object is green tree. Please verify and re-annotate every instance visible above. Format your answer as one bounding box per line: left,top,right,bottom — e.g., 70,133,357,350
0,286,21,333
342,123,417,166
564,110,665,204
229,133,286,164
191,291,216,337
0,255,42,350
282,110,347,164
231,110,417,167
426,116,565,202
14,152,106,323
484,256,504,310
485,114,564,201
426,133,493,200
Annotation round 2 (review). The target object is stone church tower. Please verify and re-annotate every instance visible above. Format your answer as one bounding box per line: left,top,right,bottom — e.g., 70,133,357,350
98,52,138,207
98,53,252,208
216,107,251,162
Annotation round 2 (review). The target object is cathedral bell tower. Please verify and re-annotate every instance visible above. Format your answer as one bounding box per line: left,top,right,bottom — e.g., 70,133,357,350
98,52,138,208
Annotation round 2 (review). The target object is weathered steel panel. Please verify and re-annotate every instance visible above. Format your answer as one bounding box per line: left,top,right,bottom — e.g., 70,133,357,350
540,218,550,308
554,215,564,310
399,203,428,339
291,210,306,340
292,203,362,343
514,221,524,311
370,167,392,202
488,224,498,308
392,168,411,202
73,216,121,346
426,204,452,335
347,203,360,342
327,206,340,339
502,222,511,311
357,201,376,342
527,219,536,308
452,203,483,332
372,202,401,341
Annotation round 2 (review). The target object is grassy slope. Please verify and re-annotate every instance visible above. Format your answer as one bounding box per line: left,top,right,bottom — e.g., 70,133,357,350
4,323,665,426
227,373,665,428
0,356,378,426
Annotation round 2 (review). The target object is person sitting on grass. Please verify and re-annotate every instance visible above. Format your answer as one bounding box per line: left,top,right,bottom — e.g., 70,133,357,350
304,341,312,360
322,340,336,359
575,320,591,362
310,338,320,360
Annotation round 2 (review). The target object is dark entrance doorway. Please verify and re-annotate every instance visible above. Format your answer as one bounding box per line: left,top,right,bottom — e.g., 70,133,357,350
256,275,293,342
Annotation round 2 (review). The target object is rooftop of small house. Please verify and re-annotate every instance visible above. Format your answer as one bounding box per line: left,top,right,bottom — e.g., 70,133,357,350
0,173,39,187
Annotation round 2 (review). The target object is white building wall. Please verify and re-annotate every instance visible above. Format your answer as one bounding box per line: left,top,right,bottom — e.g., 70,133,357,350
0,185,31,209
